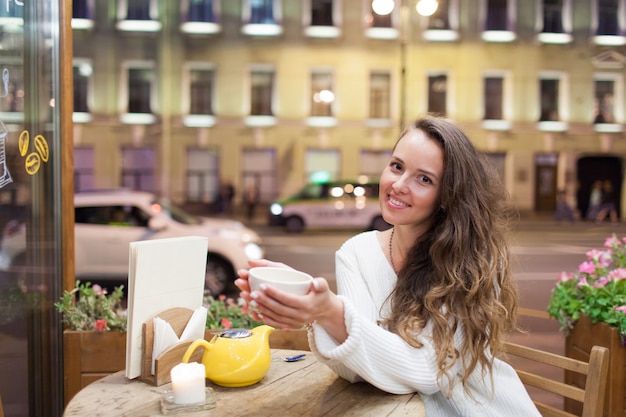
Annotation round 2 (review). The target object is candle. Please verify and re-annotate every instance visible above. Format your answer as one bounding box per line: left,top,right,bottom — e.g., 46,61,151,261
170,362,206,405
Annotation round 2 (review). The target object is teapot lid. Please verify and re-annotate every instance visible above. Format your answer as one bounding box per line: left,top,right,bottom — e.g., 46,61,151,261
217,329,252,338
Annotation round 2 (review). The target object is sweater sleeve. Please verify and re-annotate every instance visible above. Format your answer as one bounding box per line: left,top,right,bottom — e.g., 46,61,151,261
308,232,464,395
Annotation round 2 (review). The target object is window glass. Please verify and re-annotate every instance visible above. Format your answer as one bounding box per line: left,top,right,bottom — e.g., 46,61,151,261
369,72,391,119
428,0,450,30
311,0,333,26
128,67,152,114
72,0,91,19
127,0,152,20
486,0,508,31
305,149,340,181
242,148,276,203
187,0,216,23
121,146,156,191
597,0,619,35
250,70,274,116
311,72,334,117
484,77,503,120
428,74,447,116
73,62,90,113
249,0,275,24
1,62,24,113
540,78,560,121
189,68,214,115
74,147,94,192
186,148,219,202
594,80,615,123
543,0,564,33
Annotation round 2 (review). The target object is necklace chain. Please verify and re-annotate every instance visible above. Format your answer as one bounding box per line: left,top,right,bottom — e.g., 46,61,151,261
389,227,398,274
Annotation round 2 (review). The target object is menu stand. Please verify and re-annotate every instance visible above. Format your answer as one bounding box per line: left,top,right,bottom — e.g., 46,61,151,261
139,307,204,386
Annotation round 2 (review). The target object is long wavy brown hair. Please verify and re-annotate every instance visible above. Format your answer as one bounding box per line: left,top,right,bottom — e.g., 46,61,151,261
382,116,518,398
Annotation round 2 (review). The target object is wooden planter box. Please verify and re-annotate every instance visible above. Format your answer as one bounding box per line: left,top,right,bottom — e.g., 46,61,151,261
565,315,626,417
63,328,309,406
63,331,126,406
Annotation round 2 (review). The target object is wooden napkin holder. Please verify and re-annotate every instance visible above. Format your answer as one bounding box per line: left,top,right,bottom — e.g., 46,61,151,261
139,307,205,386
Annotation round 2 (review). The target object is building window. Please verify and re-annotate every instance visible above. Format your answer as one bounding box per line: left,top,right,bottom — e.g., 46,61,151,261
360,150,391,178
597,0,619,35
72,0,91,20
127,65,153,114
242,0,282,36
117,0,161,31
187,0,216,22
538,0,572,43
74,146,95,192
242,148,276,203
311,0,333,25
365,0,399,39
127,0,152,20
482,0,516,42
304,0,341,37
428,0,450,30
428,74,447,117
250,69,274,116
189,67,214,115
484,76,503,120
369,71,391,120
593,78,618,124
539,78,559,121
186,147,219,203
305,149,340,182
311,71,334,117
121,146,156,192
73,60,91,114
423,0,459,41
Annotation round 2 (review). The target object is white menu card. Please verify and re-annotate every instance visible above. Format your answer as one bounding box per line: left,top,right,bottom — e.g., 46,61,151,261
125,236,208,379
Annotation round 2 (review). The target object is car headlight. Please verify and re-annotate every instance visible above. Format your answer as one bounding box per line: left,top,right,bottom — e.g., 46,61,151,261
245,242,263,260
270,203,283,216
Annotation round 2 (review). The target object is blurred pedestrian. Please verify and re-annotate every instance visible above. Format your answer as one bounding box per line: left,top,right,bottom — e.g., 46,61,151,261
220,181,235,215
586,180,602,221
596,180,618,223
244,183,259,222
554,189,575,223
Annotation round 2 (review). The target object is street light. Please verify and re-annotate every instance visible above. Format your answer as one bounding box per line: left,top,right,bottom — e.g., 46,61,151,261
371,0,438,17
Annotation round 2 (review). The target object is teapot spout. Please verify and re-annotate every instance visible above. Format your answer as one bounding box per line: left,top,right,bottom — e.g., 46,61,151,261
252,324,275,345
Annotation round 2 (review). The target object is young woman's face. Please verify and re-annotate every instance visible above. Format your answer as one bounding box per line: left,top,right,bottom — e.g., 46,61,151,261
379,129,444,230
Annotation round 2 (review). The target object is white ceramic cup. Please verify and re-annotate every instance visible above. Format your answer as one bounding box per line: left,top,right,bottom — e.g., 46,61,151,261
248,267,313,296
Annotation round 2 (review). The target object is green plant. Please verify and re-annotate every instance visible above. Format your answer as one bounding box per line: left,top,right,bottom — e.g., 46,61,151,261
204,294,263,330
55,280,127,332
55,281,261,332
547,234,626,340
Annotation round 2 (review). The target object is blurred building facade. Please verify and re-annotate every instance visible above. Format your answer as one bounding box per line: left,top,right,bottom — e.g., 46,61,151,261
67,0,626,217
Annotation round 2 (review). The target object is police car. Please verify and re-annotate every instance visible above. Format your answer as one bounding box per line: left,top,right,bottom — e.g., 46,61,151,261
269,179,391,233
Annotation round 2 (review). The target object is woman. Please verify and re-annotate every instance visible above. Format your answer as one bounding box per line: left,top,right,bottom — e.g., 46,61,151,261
236,116,539,416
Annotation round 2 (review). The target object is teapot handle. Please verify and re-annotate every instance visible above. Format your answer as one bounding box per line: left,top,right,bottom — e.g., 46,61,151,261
181,338,211,363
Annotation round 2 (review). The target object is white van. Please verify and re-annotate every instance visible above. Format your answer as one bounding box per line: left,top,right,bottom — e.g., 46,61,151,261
268,180,390,233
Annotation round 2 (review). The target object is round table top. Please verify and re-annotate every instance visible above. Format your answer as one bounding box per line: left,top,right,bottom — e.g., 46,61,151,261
63,349,425,417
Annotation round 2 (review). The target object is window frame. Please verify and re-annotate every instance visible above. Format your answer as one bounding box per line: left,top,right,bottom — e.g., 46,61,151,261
307,69,336,126
426,71,450,118
481,70,512,131
536,0,573,44
537,71,569,132
72,58,93,123
593,72,624,132
241,0,283,36
592,0,626,45
180,0,222,34
182,62,216,127
120,60,157,124
480,0,517,42
422,0,460,42
303,0,342,38
368,70,392,123
116,0,161,32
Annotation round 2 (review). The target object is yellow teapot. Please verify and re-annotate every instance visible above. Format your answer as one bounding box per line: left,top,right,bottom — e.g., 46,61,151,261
181,325,274,387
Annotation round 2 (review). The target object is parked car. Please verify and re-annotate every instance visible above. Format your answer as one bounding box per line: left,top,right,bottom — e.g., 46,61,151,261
268,179,390,233
0,189,264,295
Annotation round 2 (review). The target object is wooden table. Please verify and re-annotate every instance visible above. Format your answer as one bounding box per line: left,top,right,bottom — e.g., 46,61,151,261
63,349,425,417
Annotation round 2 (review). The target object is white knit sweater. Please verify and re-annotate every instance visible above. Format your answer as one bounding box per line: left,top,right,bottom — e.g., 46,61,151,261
308,231,541,416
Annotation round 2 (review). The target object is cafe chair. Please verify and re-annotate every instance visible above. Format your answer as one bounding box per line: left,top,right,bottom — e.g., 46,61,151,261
503,341,609,417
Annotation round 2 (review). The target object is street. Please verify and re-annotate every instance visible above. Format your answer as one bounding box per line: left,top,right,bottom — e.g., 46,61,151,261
257,218,626,333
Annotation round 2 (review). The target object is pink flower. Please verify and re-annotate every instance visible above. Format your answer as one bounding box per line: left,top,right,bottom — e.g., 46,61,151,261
593,277,609,288
220,317,232,329
92,284,107,296
604,234,620,248
579,261,597,274
577,276,589,287
609,268,626,281
218,294,226,301
558,272,574,282
615,306,626,314
95,319,107,332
